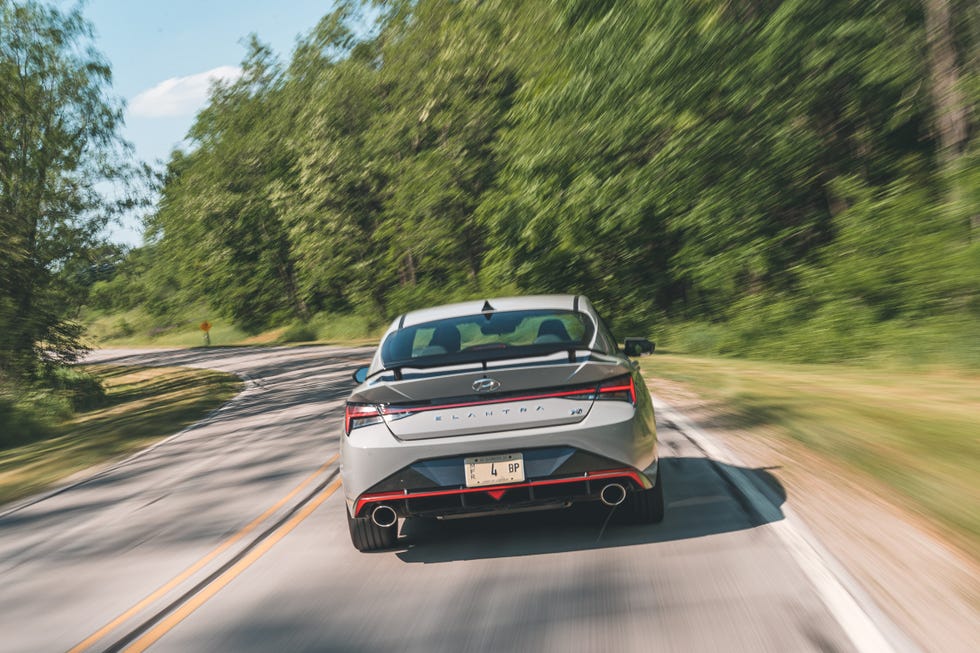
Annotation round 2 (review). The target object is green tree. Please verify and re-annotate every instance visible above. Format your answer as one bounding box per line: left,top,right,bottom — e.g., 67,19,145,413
147,39,307,332
365,0,520,313
0,0,138,377
272,5,386,316
120,0,976,363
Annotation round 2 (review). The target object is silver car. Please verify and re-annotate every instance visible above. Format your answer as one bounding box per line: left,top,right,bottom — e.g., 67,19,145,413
341,295,662,551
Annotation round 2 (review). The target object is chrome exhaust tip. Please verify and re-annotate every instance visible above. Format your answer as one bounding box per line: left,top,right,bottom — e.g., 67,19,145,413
599,483,627,507
370,504,398,528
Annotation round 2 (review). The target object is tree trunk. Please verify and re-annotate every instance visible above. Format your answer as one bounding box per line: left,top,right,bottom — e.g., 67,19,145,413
924,0,974,237
405,250,417,286
925,0,968,165
278,261,311,321
399,250,417,286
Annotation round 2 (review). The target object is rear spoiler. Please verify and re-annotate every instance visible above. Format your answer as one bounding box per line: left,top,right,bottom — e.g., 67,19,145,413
372,346,603,381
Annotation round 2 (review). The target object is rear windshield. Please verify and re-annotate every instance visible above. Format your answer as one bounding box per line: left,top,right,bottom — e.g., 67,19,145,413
381,309,595,368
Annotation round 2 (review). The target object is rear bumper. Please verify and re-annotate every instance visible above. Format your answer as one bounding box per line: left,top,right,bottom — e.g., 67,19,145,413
341,401,657,513
354,467,651,519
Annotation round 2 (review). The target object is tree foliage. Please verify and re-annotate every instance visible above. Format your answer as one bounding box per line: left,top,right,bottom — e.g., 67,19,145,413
1,0,139,379
115,0,978,361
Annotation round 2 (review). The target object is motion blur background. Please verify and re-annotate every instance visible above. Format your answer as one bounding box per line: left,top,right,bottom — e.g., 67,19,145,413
4,0,977,363
93,0,980,363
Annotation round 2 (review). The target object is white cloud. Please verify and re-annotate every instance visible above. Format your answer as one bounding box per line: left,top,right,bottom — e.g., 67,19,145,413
128,65,243,118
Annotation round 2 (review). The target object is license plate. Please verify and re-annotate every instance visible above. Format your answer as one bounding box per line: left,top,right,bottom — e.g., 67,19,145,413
464,453,525,488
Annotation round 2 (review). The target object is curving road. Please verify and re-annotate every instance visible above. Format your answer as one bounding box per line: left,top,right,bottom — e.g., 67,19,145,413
0,347,904,652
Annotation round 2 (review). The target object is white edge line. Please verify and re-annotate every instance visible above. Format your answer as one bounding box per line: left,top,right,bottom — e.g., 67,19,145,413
653,395,920,653
0,372,257,520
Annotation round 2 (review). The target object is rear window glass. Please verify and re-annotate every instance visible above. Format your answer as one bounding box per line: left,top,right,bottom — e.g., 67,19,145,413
381,309,594,367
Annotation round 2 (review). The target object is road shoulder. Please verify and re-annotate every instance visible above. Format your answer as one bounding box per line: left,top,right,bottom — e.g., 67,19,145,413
647,376,980,653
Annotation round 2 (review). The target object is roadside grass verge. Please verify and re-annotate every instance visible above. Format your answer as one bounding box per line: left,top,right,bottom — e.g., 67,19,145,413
640,354,980,559
654,315,980,370
0,365,242,507
83,308,250,347
83,307,382,348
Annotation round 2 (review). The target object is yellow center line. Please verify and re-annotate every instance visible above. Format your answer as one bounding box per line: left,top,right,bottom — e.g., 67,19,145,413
124,477,343,653
68,453,339,653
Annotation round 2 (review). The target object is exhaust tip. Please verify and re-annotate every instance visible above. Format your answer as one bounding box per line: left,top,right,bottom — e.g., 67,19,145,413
371,504,398,528
599,483,627,507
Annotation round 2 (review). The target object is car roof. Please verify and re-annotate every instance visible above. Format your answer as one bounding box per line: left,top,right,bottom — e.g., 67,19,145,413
398,295,586,328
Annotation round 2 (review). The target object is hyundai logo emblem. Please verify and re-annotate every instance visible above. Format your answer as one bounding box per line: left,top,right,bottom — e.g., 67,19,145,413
472,378,501,393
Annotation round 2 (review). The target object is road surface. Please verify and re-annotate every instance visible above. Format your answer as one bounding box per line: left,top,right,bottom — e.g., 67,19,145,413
0,346,900,652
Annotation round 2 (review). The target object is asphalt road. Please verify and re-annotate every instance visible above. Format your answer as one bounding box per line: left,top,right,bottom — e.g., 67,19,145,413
0,346,883,652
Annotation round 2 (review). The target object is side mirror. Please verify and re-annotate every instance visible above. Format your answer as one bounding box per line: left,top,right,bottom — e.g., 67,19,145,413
352,366,369,384
623,337,655,357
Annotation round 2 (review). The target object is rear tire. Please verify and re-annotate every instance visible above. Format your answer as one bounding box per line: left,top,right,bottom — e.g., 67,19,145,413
347,506,397,551
622,472,665,524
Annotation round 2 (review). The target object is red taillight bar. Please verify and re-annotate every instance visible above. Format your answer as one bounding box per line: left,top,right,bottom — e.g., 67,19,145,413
596,375,636,404
354,468,651,516
345,403,381,434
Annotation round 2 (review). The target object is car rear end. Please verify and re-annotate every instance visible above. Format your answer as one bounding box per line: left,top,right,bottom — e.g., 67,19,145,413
340,296,661,550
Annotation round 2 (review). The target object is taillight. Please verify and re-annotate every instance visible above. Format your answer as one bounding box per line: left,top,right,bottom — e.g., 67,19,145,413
345,403,383,434
596,375,636,404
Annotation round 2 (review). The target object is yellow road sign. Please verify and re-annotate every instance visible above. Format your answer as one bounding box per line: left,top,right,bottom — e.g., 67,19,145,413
200,321,212,332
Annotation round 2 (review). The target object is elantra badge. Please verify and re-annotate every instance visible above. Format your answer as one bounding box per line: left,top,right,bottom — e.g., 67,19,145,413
472,378,501,393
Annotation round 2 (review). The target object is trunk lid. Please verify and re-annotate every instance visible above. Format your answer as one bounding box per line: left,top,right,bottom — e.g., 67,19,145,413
350,354,630,440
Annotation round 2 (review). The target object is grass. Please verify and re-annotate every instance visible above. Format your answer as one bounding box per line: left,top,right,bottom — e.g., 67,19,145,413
653,315,980,369
0,365,242,507
640,354,980,558
83,307,382,348
84,308,251,347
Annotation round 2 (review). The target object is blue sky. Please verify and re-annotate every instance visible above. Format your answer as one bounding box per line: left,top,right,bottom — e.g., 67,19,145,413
81,1,341,245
